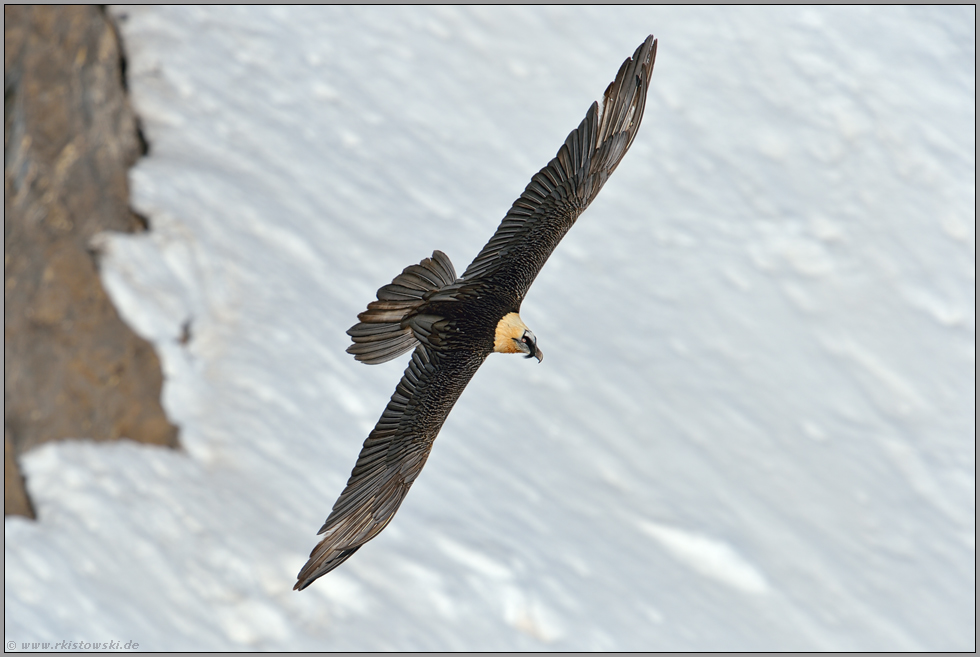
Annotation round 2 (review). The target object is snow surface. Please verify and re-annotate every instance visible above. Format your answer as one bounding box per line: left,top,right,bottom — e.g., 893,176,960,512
5,5,975,651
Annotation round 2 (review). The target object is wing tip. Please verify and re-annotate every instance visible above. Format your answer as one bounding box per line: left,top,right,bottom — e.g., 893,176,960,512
294,545,361,591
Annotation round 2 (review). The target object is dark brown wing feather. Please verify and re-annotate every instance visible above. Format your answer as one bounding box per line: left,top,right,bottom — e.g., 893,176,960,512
461,35,657,302
295,344,485,590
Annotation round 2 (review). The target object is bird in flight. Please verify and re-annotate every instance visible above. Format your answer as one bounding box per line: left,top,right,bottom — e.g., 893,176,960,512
296,35,657,590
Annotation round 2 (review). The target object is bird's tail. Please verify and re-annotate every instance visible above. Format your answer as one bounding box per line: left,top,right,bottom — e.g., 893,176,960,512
346,250,457,364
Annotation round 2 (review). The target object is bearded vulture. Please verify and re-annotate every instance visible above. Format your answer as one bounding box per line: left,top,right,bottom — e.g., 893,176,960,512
296,35,657,590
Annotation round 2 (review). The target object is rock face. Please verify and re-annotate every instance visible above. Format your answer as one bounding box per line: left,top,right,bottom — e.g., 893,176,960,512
4,6,179,518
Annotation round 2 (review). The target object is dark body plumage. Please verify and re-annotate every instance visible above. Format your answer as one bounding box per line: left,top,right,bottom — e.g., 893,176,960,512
295,35,657,590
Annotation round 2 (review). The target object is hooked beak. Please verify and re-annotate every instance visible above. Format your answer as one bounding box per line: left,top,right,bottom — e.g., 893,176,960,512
518,339,543,363
527,343,543,363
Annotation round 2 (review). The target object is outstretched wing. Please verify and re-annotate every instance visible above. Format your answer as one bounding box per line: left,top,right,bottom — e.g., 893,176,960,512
461,35,657,301
295,344,484,590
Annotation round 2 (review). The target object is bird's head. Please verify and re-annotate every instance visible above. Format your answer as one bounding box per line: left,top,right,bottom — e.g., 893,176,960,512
493,312,543,362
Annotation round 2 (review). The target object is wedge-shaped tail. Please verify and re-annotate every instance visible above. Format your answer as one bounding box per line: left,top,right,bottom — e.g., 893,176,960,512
346,250,457,364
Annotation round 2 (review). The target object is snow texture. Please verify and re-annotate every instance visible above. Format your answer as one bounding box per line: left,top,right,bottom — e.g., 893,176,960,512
5,5,975,651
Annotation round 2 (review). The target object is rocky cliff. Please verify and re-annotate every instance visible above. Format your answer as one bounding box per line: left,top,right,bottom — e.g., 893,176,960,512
5,5,178,518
